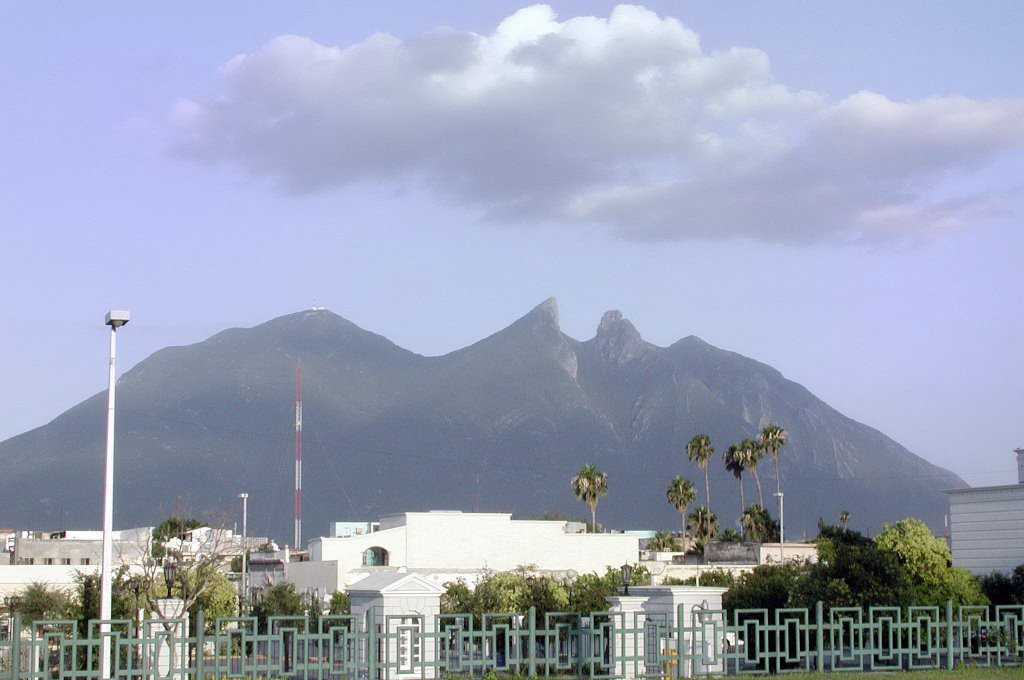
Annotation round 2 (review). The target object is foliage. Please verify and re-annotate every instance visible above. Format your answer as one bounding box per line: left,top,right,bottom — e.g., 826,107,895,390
979,564,1024,606
252,582,305,632
665,475,696,537
686,434,715,545
726,521,988,613
719,528,743,543
686,505,718,547
723,563,807,614
571,464,608,533
741,504,779,543
442,563,650,619
645,532,682,552
185,570,238,629
12,582,76,627
151,516,202,557
328,590,351,615
756,423,787,499
874,518,987,607
739,438,764,507
664,569,736,587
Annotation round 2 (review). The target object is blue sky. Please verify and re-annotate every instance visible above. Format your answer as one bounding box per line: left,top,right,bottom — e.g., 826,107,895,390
2,2,1022,488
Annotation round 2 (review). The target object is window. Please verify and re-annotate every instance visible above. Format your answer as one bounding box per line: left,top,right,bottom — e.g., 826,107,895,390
44,558,54,565
81,558,91,565
362,546,389,567
61,558,71,565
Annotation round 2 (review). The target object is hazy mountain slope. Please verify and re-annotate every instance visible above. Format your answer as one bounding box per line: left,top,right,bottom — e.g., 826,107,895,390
0,301,964,543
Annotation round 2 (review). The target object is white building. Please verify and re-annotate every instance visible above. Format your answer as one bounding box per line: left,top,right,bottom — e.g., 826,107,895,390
11,527,152,567
291,511,639,594
946,447,1024,575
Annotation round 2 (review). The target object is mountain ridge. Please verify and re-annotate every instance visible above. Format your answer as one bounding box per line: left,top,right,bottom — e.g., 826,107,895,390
0,300,964,543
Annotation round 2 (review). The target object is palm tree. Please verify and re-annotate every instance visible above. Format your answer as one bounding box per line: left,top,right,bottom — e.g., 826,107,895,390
571,464,608,533
839,510,850,529
757,424,788,499
739,438,764,507
741,504,779,543
686,505,718,549
724,444,746,515
666,476,696,540
646,532,682,553
686,434,715,545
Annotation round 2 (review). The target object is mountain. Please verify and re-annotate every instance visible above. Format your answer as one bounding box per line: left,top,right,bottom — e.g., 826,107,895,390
0,300,965,544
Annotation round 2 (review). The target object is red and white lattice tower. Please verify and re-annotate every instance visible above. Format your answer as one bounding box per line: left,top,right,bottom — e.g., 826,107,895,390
294,361,302,549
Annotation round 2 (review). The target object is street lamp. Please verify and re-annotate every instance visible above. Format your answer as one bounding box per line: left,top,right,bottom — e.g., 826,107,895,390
101,309,129,679
239,493,249,612
774,491,785,564
620,563,633,596
163,560,177,599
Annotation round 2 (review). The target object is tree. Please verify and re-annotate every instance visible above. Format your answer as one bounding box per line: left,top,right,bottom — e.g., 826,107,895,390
739,438,764,507
571,464,608,533
646,532,682,552
839,510,850,528
756,424,787,500
328,591,351,615
140,513,243,621
12,582,75,628
686,434,715,546
252,582,305,632
724,444,746,516
719,528,743,543
979,564,1024,606
666,475,696,540
741,504,779,543
686,505,718,552
874,518,987,607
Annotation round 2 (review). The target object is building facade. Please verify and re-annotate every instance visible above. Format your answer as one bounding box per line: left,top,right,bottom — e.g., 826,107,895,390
946,448,1024,575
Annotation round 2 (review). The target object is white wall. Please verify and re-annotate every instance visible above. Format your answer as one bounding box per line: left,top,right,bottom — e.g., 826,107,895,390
310,512,638,586
948,485,1024,574
0,565,100,597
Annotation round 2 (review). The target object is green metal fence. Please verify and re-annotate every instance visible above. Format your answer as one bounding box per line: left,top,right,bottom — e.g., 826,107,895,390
1,602,1021,679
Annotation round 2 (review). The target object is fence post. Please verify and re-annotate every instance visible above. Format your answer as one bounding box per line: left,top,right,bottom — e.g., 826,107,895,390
815,601,824,672
194,610,205,680
10,614,19,680
367,609,378,680
528,606,537,678
945,600,954,670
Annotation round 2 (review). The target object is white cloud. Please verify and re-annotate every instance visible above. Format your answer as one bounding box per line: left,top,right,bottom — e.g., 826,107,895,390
170,4,1024,244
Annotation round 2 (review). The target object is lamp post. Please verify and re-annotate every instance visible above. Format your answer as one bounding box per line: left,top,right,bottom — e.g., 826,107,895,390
239,493,249,612
163,559,177,599
101,309,129,679
774,491,785,564
620,563,633,596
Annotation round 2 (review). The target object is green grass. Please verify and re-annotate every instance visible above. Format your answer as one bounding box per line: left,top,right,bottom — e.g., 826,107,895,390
774,668,1024,679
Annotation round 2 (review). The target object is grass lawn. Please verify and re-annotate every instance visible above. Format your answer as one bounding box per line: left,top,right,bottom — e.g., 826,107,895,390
773,668,1023,679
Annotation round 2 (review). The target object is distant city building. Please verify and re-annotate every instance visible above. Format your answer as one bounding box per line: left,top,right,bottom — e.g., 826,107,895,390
946,447,1024,575
11,527,152,566
329,521,379,538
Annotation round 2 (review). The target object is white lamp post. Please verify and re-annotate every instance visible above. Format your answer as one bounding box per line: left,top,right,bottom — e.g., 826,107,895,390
101,310,129,679
239,492,249,610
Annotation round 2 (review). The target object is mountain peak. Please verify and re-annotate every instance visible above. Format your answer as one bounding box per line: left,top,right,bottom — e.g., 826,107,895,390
595,309,646,364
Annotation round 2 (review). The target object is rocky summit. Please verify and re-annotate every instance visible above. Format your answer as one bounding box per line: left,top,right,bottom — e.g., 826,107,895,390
0,300,964,543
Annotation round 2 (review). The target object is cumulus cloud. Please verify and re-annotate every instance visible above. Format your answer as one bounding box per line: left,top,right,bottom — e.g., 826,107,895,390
170,4,1024,243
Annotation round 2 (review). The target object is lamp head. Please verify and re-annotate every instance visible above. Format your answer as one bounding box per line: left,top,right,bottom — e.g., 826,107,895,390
105,310,130,328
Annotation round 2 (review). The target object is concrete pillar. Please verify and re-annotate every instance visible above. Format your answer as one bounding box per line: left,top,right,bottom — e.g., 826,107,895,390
606,595,649,679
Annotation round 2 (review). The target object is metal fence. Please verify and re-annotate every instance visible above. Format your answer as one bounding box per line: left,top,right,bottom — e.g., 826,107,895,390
1,602,1022,679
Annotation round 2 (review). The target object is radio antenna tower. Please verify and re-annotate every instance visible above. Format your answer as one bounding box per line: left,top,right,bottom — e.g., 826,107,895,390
294,361,302,549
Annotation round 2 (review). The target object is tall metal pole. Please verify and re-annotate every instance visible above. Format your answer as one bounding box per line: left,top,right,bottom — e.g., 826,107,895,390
294,361,302,550
775,491,785,564
101,310,129,679
239,493,249,609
